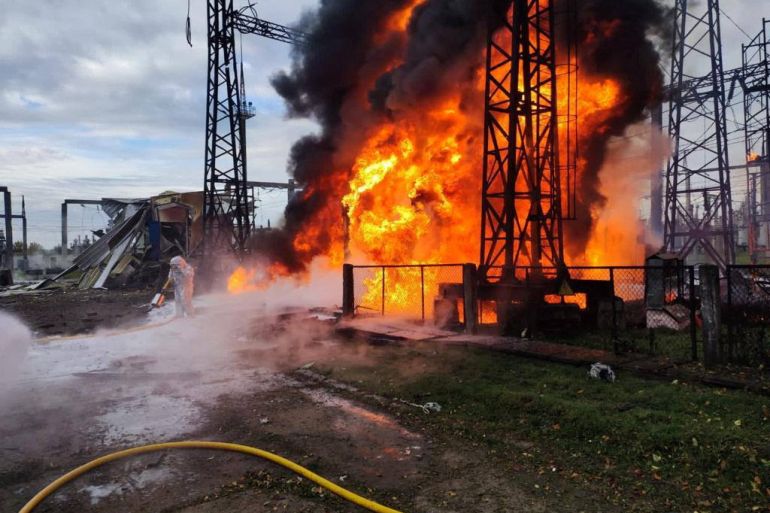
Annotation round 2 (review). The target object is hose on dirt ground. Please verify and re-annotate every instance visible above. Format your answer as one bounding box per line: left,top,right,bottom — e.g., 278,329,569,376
19,441,403,513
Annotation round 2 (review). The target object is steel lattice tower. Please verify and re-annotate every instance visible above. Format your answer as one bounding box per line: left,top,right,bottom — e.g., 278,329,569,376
742,18,770,262
203,0,250,258
201,2,306,261
479,0,565,284
664,0,734,270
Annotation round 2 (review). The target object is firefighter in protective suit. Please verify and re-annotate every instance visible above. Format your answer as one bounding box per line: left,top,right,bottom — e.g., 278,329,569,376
169,256,195,317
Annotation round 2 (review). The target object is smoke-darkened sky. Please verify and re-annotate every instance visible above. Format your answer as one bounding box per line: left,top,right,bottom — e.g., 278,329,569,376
0,0,764,248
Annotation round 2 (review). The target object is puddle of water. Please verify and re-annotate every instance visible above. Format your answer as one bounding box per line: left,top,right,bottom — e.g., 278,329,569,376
93,395,196,445
79,466,172,505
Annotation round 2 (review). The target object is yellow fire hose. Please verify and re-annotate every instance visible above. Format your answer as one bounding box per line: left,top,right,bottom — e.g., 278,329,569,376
18,441,403,513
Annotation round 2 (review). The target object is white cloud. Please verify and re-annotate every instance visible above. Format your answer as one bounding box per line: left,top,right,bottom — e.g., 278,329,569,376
0,0,319,247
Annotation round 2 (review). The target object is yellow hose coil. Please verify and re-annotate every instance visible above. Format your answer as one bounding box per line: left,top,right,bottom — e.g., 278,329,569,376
18,441,404,513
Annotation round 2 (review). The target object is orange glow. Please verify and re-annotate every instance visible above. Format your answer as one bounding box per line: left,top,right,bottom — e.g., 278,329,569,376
227,266,257,294
479,301,499,325
748,151,761,162
545,293,588,310
227,263,294,294
385,0,424,33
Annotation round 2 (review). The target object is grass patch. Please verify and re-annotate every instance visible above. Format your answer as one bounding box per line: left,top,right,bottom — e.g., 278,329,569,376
551,327,698,361
323,345,770,512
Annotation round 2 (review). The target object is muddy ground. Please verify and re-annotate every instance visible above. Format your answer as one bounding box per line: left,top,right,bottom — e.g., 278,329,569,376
0,292,622,513
0,288,152,337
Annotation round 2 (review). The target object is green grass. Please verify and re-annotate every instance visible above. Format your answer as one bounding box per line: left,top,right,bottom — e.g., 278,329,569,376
322,345,770,512
549,327,699,361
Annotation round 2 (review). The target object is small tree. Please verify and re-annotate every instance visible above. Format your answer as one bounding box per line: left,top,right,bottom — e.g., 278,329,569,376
13,241,42,255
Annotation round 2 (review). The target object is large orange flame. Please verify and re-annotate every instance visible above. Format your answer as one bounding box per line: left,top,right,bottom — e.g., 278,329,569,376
230,5,651,310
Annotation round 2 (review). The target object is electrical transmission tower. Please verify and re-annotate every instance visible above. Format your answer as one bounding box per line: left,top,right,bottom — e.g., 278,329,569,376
479,0,568,284
741,18,770,262
664,0,734,270
202,1,305,260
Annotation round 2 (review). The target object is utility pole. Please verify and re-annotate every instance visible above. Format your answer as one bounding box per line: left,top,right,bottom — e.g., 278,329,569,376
1,187,12,271
664,0,734,270
203,0,250,258
200,2,306,262
21,196,27,264
0,188,28,272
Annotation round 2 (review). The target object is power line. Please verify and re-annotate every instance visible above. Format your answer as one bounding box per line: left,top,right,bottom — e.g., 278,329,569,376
719,7,752,40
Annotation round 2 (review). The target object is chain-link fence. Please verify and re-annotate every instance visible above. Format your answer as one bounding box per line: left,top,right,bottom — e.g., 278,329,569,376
350,264,466,324
526,266,697,361
344,262,770,368
725,265,770,366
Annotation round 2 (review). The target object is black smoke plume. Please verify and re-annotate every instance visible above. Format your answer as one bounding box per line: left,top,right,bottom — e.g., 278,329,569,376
562,0,670,253
256,0,669,271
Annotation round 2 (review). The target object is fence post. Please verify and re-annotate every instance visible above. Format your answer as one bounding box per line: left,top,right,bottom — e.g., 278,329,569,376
421,266,425,322
342,264,355,318
610,268,618,353
700,265,722,368
381,267,386,316
689,266,697,361
726,266,734,362
463,263,478,335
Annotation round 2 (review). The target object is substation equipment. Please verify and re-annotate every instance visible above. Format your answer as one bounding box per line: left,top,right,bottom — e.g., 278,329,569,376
662,4,770,271
206,0,617,333
201,1,768,333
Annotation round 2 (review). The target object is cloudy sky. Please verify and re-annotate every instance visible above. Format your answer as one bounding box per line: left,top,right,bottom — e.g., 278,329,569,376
0,0,317,248
0,0,764,248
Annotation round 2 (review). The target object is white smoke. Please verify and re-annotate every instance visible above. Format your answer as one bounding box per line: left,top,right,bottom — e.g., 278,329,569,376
0,311,31,384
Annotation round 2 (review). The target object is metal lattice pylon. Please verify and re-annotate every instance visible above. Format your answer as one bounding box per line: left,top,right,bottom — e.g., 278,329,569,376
201,2,306,261
479,0,565,283
664,0,734,270
203,0,250,258
742,18,770,262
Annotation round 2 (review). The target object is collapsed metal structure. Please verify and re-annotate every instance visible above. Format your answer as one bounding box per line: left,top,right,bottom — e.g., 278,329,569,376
202,1,305,260
664,0,734,271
